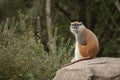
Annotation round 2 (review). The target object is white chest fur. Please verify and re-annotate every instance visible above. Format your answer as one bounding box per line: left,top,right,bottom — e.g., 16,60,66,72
74,42,83,60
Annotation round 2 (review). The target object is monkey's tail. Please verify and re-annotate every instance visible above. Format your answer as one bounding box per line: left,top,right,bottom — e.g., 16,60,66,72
62,57,93,68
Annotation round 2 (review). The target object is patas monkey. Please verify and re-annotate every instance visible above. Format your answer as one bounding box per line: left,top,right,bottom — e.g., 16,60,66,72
70,21,99,62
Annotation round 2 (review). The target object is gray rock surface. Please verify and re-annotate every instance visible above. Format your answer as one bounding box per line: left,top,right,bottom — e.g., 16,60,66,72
53,57,120,80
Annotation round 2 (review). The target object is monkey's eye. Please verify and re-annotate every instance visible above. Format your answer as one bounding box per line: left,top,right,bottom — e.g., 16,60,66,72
72,25,79,29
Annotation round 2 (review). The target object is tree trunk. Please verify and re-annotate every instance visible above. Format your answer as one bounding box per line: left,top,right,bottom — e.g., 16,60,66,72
45,0,56,54
115,0,120,12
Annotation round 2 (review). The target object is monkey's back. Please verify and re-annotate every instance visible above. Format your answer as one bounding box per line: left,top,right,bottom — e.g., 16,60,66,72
78,28,99,58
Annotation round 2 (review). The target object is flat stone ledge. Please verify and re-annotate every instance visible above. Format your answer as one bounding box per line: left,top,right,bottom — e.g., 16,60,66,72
53,57,120,80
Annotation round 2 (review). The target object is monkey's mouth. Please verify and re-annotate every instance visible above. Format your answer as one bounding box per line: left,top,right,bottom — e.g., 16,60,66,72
72,29,78,33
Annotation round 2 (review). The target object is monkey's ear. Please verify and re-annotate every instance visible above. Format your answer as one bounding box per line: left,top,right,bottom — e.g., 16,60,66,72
79,22,83,25
77,21,82,25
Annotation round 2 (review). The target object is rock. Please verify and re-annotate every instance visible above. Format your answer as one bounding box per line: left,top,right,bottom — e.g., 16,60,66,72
53,57,120,80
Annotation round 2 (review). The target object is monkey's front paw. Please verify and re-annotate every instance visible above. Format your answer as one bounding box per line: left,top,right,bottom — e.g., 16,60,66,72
71,58,76,63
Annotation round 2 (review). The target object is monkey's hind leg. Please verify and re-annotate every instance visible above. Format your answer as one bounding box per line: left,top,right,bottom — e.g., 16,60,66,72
78,44,92,57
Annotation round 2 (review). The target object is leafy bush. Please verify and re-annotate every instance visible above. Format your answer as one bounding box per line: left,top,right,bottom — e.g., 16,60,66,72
0,17,74,80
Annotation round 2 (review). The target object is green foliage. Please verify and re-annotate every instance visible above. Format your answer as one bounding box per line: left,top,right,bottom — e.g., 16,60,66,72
0,17,73,80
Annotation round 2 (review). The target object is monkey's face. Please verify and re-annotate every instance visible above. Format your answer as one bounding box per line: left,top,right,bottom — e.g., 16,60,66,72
70,21,84,35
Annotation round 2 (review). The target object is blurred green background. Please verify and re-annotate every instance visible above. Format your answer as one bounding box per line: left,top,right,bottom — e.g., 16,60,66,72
0,0,120,80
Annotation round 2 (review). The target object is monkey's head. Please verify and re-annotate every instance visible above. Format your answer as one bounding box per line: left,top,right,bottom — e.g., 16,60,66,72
70,21,85,35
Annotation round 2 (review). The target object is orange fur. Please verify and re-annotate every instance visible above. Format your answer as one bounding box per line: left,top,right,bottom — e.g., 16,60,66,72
78,28,99,58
